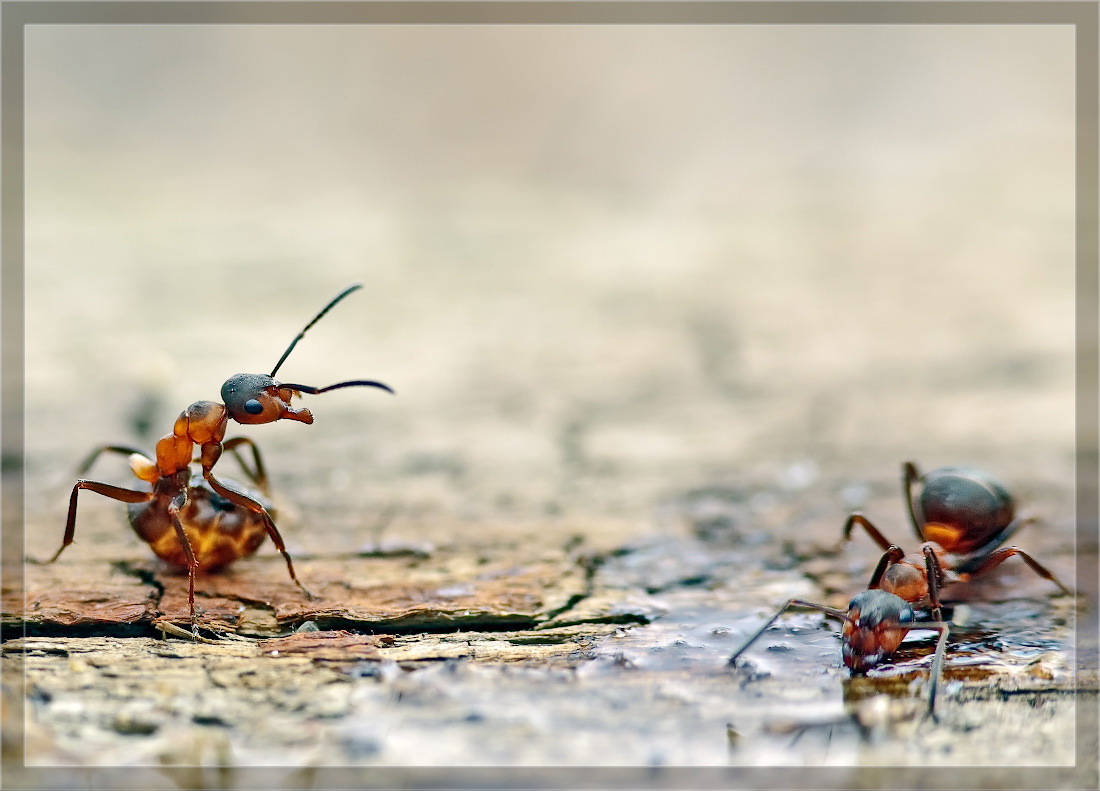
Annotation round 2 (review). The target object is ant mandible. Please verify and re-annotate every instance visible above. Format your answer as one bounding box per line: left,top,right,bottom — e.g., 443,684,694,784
841,461,1073,621
41,284,393,629
728,589,950,717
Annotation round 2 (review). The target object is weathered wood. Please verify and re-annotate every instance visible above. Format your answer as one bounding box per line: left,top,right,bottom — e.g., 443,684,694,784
9,540,598,634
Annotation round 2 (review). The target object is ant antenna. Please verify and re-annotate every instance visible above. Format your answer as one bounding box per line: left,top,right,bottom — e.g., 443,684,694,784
270,283,364,378
279,379,394,395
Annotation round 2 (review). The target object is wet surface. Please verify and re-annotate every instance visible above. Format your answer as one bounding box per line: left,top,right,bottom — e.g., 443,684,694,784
7,427,1088,776
4,503,1086,772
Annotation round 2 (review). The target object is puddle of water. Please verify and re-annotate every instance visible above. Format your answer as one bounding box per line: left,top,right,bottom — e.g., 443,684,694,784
590,530,1072,680
584,592,845,685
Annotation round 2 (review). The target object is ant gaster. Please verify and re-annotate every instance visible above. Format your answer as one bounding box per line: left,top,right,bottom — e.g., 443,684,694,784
728,590,950,717
842,461,1073,621
42,284,393,629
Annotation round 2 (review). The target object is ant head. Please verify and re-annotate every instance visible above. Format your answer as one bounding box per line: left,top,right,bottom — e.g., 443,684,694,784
841,589,914,673
221,373,314,426
220,285,393,427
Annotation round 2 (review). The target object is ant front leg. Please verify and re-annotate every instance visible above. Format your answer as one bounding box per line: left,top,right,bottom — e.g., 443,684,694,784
166,490,201,632
921,545,945,623
199,443,314,600
39,480,155,564
841,513,897,552
963,546,1075,597
729,599,848,667
866,545,906,589
907,619,949,721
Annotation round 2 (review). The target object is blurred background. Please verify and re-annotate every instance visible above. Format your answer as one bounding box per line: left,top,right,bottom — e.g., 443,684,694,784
22,23,1075,556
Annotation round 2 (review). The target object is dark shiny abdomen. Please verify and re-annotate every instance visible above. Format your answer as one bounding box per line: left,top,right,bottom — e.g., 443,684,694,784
918,466,1015,554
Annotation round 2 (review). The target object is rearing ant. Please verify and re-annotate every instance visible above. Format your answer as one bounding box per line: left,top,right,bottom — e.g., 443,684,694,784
43,284,393,627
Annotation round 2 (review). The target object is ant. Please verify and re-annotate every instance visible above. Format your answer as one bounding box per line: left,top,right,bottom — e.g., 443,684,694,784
729,461,1074,720
728,589,950,718
39,284,393,631
841,461,1074,621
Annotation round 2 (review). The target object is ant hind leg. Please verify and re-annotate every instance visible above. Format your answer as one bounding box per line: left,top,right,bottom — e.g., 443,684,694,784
167,491,201,636
964,547,1074,597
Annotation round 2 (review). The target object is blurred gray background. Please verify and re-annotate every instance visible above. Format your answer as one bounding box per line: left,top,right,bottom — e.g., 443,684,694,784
23,24,1075,554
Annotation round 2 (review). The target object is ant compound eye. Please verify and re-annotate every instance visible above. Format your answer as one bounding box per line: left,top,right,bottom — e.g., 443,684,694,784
222,373,279,422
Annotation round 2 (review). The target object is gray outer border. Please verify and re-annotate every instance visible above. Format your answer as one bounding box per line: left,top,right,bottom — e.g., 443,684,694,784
1,2,1096,789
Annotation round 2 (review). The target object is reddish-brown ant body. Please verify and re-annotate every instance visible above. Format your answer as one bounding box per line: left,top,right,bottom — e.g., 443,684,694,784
842,461,1073,621
41,284,393,629
730,462,1072,718
728,589,950,716
71,437,274,575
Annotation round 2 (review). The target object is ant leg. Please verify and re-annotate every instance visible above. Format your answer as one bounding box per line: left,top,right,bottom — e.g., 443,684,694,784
964,547,1074,596
200,469,315,600
166,491,200,632
841,513,896,552
221,437,269,494
988,516,1041,549
902,461,927,544
39,480,154,564
921,546,945,622
867,546,906,589
729,599,847,666
75,445,149,476
910,620,950,721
